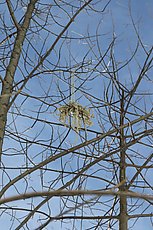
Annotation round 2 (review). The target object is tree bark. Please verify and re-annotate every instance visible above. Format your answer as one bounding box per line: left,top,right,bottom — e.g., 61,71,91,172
0,0,37,161
119,90,128,230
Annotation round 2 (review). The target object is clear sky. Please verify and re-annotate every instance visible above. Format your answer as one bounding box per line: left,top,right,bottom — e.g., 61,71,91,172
0,0,153,229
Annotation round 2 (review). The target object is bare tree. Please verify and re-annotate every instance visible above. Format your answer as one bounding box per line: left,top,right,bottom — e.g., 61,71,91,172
0,0,153,229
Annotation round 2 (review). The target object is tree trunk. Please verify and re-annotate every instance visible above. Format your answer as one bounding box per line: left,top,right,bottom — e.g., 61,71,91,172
119,90,128,230
0,0,37,161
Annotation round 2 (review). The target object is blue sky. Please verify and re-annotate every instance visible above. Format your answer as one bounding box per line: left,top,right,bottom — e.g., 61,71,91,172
0,0,153,229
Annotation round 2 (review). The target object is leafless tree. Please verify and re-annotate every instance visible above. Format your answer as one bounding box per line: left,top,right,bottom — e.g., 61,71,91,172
0,0,152,229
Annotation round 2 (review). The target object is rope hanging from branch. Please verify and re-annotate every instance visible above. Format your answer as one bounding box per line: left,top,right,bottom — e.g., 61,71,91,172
58,72,94,130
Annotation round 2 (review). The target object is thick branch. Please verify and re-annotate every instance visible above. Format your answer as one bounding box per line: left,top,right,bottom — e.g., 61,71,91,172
0,190,153,205
0,0,38,160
